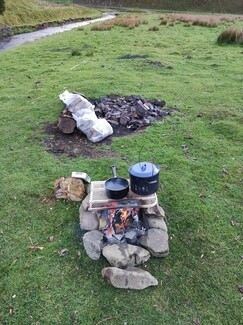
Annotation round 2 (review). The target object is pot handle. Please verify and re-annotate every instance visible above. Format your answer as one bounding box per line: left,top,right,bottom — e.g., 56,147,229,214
141,164,146,171
111,165,117,178
138,146,156,176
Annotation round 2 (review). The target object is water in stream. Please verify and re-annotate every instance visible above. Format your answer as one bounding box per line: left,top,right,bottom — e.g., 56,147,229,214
0,13,115,52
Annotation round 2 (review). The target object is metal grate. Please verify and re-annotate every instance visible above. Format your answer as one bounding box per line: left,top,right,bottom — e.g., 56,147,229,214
88,181,158,211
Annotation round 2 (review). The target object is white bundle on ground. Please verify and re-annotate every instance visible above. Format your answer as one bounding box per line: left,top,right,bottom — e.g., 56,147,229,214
59,90,113,142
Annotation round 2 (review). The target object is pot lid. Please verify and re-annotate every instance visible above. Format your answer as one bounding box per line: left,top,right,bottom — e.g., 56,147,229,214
129,162,160,178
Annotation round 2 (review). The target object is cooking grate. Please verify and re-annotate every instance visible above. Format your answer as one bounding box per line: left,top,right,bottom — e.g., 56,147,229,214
88,181,157,211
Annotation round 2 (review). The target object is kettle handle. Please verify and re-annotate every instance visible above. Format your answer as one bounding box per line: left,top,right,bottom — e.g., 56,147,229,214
141,164,146,171
138,146,155,176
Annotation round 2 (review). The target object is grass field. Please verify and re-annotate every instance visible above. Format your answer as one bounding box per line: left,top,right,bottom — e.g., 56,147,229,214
0,10,242,325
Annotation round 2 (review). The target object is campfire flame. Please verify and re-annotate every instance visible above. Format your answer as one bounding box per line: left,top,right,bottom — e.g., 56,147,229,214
98,207,146,243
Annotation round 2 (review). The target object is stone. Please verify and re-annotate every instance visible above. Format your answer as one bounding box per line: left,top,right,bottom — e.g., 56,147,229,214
81,194,90,211
79,206,99,231
139,228,169,257
93,95,172,131
102,243,150,268
147,216,168,232
54,177,86,202
0,26,13,38
143,204,165,218
102,266,158,290
83,230,104,260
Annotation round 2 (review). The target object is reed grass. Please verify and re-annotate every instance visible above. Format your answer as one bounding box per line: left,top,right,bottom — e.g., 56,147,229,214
90,15,148,31
160,13,243,28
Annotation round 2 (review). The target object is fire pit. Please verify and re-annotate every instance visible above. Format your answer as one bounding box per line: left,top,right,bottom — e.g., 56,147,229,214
80,180,169,290
43,94,173,158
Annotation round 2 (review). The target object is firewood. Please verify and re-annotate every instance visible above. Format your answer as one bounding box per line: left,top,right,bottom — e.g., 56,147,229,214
58,116,76,134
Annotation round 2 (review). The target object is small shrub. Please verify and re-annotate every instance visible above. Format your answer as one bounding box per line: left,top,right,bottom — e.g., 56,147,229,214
217,28,243,45
148,26,159,31
77,26,84,31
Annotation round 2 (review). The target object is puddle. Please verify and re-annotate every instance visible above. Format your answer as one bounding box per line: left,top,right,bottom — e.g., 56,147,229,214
0,13,116,51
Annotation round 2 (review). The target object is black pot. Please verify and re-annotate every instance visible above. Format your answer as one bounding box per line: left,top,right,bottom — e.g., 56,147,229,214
129,162,160,196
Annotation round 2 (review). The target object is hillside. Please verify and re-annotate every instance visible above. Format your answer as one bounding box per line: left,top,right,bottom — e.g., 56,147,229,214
74,0,243,14
0,0,99,27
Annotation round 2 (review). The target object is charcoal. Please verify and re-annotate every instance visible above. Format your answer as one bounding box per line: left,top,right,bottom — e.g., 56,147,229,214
92,95,171,132
107,119,119,126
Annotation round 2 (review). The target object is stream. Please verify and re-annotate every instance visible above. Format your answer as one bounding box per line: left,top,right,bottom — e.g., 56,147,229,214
0,13,116,52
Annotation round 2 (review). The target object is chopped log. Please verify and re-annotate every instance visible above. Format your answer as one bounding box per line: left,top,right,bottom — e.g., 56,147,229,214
58,115,76,134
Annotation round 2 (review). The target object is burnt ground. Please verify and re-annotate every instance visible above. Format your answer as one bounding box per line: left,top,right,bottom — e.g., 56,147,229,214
43,121,144,159
42,93,173,159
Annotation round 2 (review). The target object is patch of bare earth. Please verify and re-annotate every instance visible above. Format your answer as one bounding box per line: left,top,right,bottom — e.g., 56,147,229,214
42,94,173,159
43,121,136,159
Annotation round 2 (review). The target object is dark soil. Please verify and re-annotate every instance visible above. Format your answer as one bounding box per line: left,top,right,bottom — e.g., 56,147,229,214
43,121,144,159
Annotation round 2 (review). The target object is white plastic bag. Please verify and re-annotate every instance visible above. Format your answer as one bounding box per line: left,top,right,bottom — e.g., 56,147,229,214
87,119,113,143
59,90,95,111
59,90,113,142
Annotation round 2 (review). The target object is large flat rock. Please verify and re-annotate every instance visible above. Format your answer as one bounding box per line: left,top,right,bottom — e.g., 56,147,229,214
102,266,158,290
102,243,150,268
139,228,169,257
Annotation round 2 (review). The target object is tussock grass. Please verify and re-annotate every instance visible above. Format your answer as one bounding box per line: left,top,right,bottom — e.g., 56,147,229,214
91,24,112,31
160,13,243,28
91,15,148,31
217,28,243,44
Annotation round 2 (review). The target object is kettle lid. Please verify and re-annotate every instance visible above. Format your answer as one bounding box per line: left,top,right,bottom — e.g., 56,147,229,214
129,162,160,178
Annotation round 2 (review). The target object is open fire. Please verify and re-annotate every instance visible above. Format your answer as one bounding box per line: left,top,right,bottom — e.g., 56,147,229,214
98,207,147,244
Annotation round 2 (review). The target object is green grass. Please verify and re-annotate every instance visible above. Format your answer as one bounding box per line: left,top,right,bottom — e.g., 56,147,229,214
0,11,243,325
